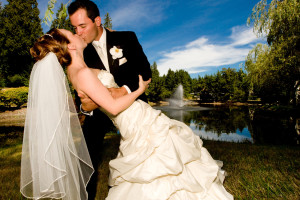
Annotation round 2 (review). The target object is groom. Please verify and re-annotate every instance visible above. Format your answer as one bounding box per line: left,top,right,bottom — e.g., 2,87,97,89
68,0,152,199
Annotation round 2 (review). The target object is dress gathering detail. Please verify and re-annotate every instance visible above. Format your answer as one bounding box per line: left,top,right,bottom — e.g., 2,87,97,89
97,70,233,200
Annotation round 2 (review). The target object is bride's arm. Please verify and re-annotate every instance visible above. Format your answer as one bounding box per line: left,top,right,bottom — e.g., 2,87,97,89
77,68,150,116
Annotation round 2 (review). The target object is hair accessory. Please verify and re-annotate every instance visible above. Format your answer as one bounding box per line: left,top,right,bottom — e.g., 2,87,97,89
45,34,53,38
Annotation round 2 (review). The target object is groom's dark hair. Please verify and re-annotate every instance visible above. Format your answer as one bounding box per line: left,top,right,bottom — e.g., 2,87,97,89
68,0,100,22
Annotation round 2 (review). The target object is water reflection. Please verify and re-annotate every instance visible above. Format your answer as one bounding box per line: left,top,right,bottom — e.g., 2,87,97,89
191,122,253,143
154,105,299,145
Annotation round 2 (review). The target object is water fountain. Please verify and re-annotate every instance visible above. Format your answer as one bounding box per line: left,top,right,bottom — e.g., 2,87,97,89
168,84,186,108
154,84,209,122
153,85,255,143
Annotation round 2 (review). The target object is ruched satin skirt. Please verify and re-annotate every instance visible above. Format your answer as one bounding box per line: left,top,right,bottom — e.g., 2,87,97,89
105,100,233,200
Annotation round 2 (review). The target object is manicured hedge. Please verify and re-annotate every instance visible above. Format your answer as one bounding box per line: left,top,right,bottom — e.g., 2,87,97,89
0,87,29,108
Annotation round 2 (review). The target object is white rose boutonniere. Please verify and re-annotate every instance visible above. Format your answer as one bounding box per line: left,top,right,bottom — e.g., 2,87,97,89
110,46,123,64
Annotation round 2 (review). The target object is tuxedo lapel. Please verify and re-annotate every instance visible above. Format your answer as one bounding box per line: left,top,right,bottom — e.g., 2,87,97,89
106,30,119,74
84,44,106,70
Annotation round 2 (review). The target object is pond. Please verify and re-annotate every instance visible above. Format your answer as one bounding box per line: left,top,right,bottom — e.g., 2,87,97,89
153,104,300,145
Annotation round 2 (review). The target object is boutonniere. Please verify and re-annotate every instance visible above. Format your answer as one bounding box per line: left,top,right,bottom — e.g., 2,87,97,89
110,46,123,64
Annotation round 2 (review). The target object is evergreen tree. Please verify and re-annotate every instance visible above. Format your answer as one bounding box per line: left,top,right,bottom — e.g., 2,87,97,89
0,0,42,86
50,3,73,31
103,12,112,29
174,69,192,98
198,75,216,102
164,69,176,96
196,68,249,102
146,62,166,102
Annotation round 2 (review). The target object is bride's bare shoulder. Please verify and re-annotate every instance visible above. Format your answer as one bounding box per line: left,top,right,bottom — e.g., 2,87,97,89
76,68,101,88
77,67,93,78
89,68,101,76
77,68,100,78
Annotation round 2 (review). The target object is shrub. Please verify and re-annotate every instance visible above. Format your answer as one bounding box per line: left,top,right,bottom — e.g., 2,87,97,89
0,72,6,88
0,87,29,108
7,74,29,87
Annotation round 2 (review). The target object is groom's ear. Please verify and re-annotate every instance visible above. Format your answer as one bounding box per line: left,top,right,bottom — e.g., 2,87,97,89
95,16,101,27
67,43,76,50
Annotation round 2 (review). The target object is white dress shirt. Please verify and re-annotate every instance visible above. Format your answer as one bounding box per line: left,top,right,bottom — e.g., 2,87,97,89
92,28,109,72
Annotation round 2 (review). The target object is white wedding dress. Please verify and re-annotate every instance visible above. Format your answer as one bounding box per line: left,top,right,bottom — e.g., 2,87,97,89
98,70,233,200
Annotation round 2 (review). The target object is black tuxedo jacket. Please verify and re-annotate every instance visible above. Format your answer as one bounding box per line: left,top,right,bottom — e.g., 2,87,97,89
83,28,152,102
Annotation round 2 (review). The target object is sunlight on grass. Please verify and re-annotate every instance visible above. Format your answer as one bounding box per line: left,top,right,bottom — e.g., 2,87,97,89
0,143,26,200
0,131,299,200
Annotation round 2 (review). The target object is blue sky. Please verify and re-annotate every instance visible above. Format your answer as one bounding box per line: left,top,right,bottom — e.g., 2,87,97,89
2,0,266,78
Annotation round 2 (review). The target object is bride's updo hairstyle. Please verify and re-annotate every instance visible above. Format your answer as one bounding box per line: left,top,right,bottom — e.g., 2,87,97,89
30,28,71,66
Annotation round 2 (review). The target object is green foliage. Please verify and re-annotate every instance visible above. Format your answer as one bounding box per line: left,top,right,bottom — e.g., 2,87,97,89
7,74,29,87
164,69,176,92
0,0,42,86
146,62,167,102
146,66,249,103
146,67,195,102
103,12,113,29
0,87,28,108
0,70,5,88
174,69,192,98
42,0,57,27
44,0,72,29
196,68,249,102
0,3,4,59
50,2,73,31
162,69,193,99
246,0,300,104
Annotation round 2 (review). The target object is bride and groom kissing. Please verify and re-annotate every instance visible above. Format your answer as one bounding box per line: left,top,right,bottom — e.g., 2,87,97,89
20,0,233,199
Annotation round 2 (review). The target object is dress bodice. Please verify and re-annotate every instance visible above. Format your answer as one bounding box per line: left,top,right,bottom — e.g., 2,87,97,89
97,70,119,89
97,70,158,133
97,70,120,121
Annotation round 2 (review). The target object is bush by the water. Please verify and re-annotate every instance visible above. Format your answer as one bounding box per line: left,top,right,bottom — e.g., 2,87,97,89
0,87,28,109
6,74,29,87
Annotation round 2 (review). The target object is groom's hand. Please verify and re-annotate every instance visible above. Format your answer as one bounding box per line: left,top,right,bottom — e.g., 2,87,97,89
108,87,128,99
78,92,99,112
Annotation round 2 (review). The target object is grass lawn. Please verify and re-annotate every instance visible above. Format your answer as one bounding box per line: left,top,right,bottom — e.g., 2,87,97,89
0,127,299,200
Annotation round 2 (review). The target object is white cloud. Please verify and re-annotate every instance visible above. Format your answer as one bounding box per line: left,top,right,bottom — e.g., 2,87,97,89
230,25,260,46
109,0,168,29
157,25,264,75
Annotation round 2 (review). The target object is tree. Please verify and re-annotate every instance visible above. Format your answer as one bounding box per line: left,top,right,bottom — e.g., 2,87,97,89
174,69,192,98
196,68,249,102
50,3,73,31
0,0,42,86
164,69,176,96
0,2,5,87
233,68,249,102
146,62,167,102
0,3,4,53
198,74,216,102
246,0,300,104
103,12,112,29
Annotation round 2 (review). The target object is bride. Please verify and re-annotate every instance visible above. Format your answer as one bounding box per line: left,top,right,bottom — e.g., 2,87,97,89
21,28,233,200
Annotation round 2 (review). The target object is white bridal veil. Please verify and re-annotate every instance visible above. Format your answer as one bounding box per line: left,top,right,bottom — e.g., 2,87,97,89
20,52,94,200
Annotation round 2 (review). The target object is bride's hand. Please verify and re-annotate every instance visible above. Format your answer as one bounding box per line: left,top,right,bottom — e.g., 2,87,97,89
138,75,151,93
